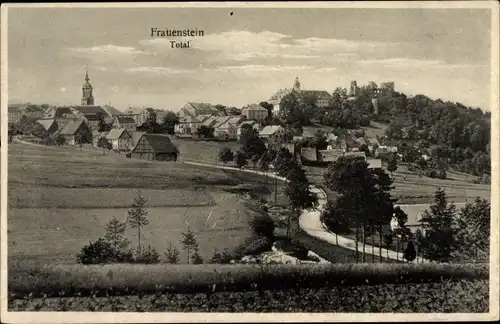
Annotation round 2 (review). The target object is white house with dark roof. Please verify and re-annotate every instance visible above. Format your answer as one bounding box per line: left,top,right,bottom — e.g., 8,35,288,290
175,115,201,134
259,125,285,143
106,128,132,152
241,104,268,122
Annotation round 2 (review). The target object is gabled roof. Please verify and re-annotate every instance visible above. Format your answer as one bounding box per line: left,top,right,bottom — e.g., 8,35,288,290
37,119,57,132
344,151,366,159
115,116,136,124
58,120,85,135
73,106,106,115
102,105,123,117
202,115,219,127
301,90,333,100
130,133,179,154
259,125,283,136
213,116,232,128
130,131,146,145
106,128,129,140
242,103,267,111
84,114,102,121
187,102,218,113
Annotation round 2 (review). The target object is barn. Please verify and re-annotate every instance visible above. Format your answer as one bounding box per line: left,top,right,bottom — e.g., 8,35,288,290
128,133,179,162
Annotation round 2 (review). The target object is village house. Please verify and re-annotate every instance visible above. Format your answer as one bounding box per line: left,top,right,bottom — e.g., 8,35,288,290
106,128,132,152
8,105,25,124
175,115,201,135
259,125,286,144
178,102,219,118
56,119,92,145
7,104,44,124
214,116,245,140
236,120,261,140
111,116,137,132
241,104,268,122
122,107,156,127
128,133,179,162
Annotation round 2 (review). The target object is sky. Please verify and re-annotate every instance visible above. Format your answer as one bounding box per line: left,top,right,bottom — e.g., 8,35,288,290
7,7,492,112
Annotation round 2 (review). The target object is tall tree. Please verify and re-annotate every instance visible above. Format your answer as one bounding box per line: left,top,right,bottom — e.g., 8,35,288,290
387,155,398,176
104,217,130,253
419,188,457,263
259,101,274,119
126,191,149,255
455,197,490,260
240,126,266,158
162,111,180,134
323,156,395,262
180,227,198,264
284,164,318,237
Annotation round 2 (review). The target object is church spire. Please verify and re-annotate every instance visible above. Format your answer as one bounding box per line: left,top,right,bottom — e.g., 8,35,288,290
81,67,94,106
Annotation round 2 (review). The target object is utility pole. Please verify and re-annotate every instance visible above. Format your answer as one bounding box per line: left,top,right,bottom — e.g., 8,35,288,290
274,175,278,204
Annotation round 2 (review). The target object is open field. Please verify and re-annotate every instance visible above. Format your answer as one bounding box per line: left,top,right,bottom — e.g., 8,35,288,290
8,142,282,264
304,163,490,204
172,138,241,165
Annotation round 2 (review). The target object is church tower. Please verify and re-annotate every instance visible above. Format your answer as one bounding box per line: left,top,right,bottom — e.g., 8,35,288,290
293,77,301,92
81,69,94,106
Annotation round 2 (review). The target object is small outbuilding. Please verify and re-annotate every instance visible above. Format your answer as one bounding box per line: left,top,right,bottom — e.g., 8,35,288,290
128,133,179,162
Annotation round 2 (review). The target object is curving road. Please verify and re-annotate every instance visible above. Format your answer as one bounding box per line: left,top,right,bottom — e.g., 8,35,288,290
11,140,435,262
183,160,432,262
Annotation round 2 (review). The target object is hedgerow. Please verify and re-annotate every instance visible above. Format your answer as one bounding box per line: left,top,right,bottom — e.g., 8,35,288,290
9,261,488,298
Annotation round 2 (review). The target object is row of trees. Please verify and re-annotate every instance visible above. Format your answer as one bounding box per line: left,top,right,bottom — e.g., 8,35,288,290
321,155,490,263
76,193,203,265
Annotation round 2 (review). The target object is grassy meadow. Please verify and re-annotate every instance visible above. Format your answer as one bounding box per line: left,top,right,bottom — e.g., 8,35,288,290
304,163,490,204
8,143,285,264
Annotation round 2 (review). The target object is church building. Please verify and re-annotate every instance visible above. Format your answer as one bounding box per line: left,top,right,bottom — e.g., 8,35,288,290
81,70,94,106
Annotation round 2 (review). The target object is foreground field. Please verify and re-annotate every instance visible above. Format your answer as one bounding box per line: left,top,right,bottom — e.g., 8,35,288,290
9,279,488,312
8,143,284,264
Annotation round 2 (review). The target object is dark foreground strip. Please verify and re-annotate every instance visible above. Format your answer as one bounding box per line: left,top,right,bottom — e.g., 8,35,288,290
9,261,488,298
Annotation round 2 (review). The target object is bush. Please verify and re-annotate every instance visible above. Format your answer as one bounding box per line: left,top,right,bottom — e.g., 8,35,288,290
249,215,275,239
232,236,273,260
76,238,134,264
425,169,438,178
134,245,161,264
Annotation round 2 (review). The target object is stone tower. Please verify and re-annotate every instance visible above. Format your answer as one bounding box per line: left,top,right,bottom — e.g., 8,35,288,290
81,69,94,106
293,77,301,92
349,81,358,96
